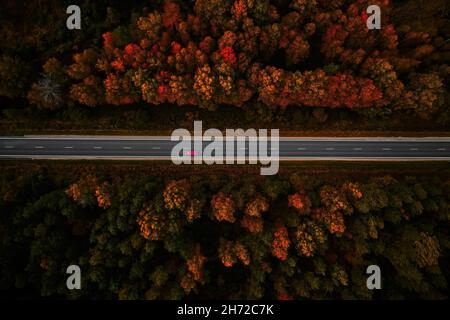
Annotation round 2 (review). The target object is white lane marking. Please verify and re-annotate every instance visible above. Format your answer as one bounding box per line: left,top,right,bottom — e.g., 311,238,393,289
297,148,307,150
123,147,132,150
94,146,103,150
382,148,391,151
410,148,419,151
353,148,363,151
325,148,335,151
34,146,44,149
437,148,446,151
64,146,73,149
240,147,248,150
4,146,14,149
152,147,161,150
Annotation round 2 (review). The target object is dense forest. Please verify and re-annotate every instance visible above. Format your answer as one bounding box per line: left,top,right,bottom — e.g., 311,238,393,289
0,163,448,299
0,0,449,301
1,0,450,132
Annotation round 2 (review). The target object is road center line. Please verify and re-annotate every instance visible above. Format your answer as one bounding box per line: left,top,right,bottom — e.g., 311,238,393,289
4,146,14,149
123,147,132,150
382,148,391,151
437,148,446,151
325,148,335,151
94,146,103,150
64,146,73,149
410,148,419,151
353,148,363,151
34,146,44,149
297,148,306,150
152,147,161,150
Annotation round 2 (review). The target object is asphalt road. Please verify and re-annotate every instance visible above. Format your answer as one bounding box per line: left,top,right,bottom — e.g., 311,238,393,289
0,136,449,161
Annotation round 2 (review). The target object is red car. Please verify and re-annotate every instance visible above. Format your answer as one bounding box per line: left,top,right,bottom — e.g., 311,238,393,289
185,150,199,156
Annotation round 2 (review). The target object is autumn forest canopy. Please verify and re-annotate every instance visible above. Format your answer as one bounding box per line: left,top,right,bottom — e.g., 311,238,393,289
0,164,449,299
0,0,450,132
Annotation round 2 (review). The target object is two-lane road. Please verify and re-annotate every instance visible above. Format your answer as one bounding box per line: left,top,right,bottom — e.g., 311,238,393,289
1,136,449,161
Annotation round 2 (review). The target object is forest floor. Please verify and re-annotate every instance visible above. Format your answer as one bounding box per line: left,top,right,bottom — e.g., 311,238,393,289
1,101,449,137
1,160,449,180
